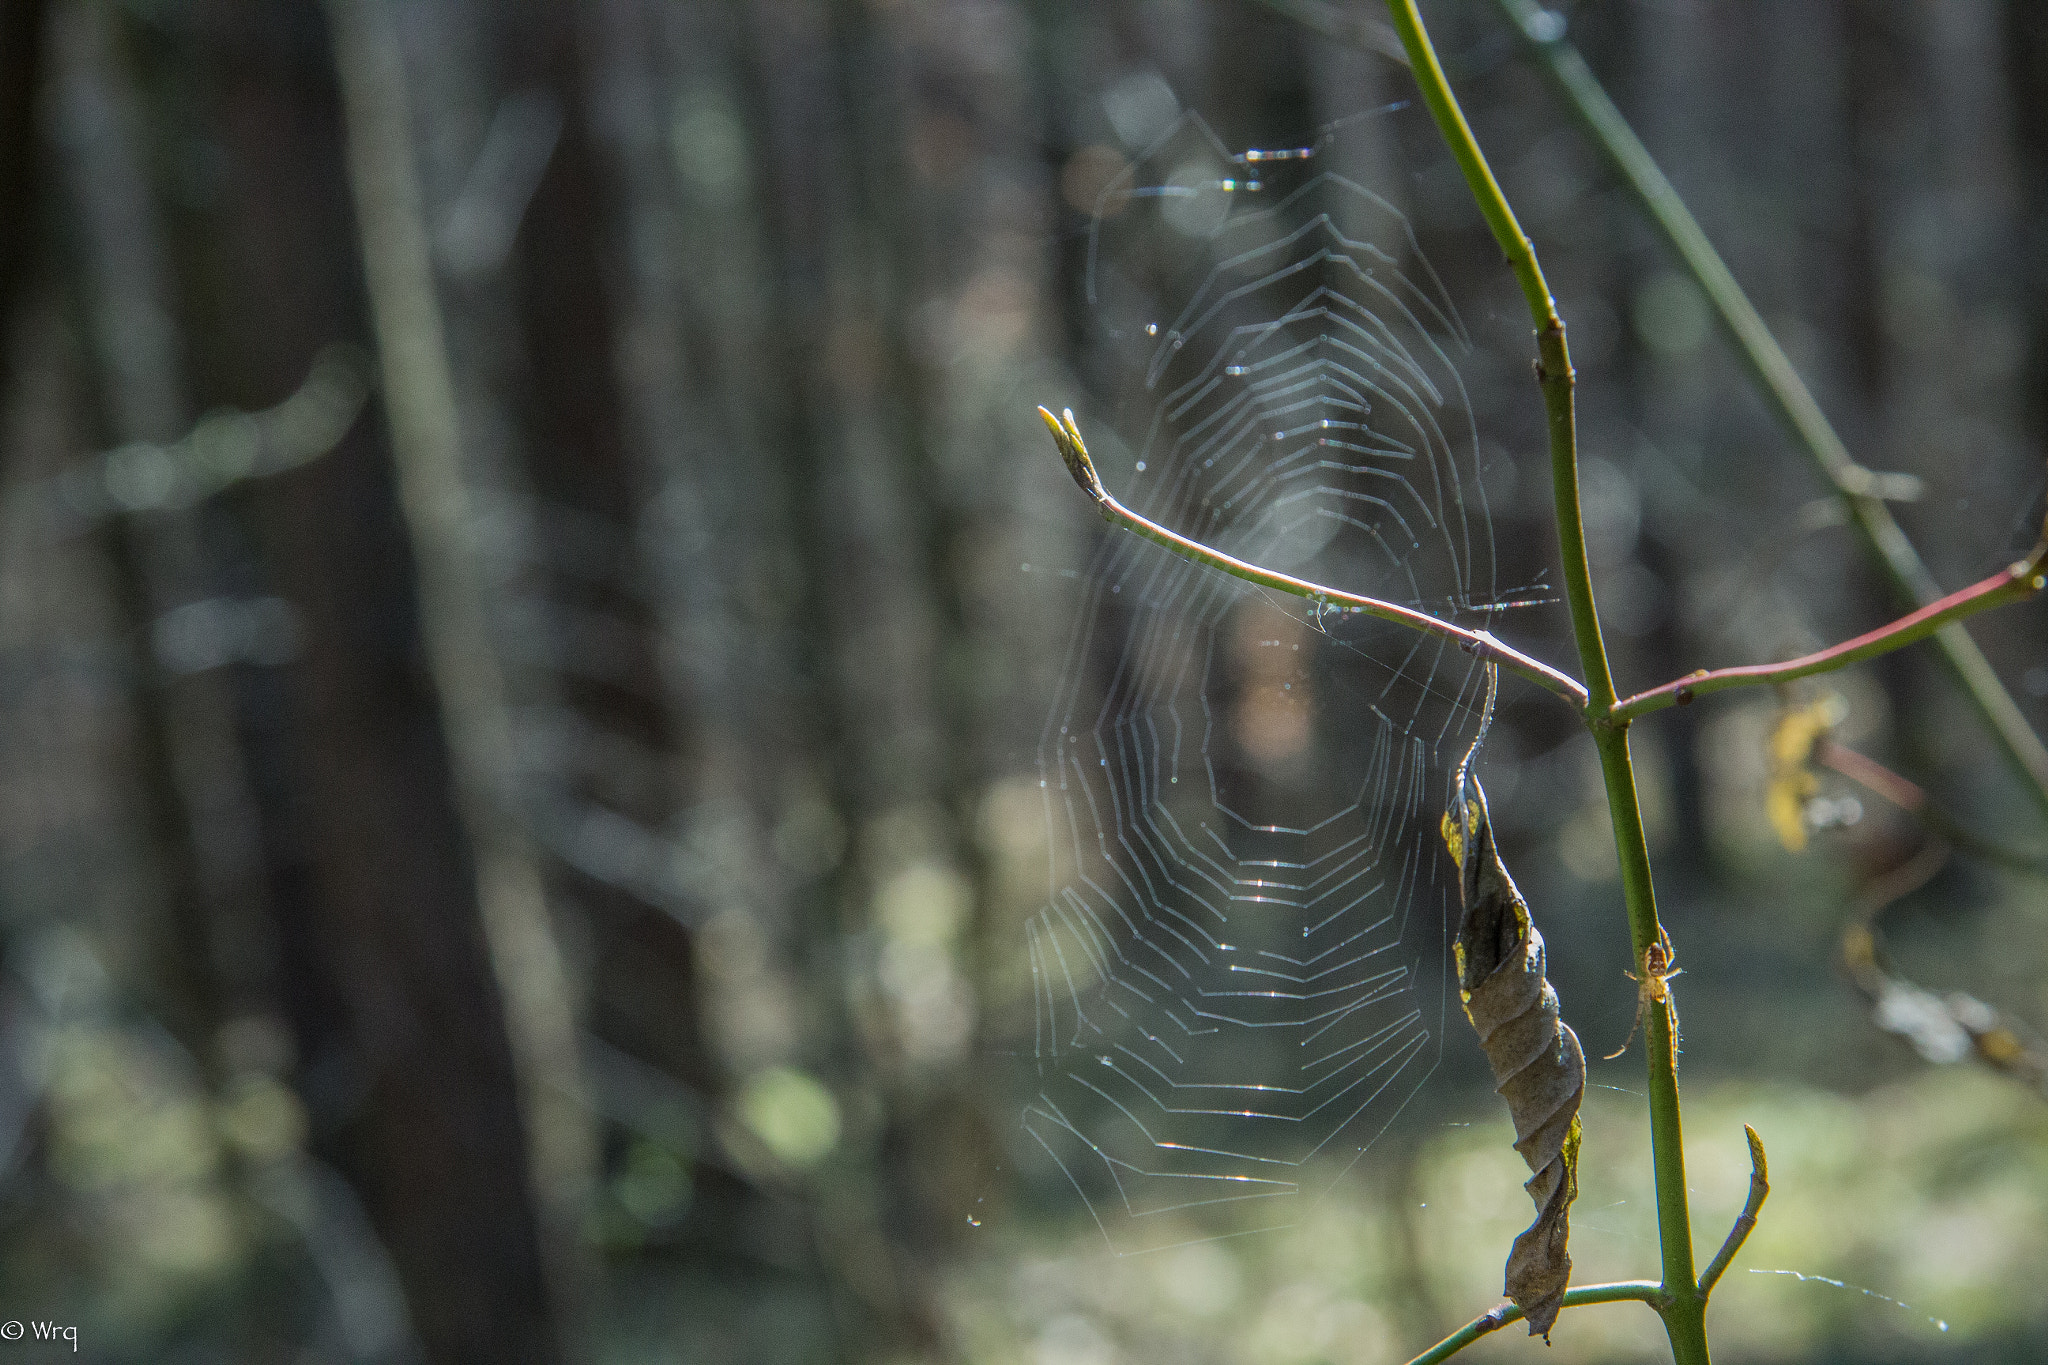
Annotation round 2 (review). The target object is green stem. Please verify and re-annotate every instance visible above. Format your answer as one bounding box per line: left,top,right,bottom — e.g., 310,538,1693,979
1377,2,1613,713
1592,726,1706,1363
1403,1282,1667,1365
1383,5,1706,1360
1488,0,2048,822
1613,554,2046,722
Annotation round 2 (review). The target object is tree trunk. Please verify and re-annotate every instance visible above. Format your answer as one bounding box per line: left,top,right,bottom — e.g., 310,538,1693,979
122,4,561,1360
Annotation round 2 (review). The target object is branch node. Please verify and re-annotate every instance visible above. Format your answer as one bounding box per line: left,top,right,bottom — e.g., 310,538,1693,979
1833,464,1925,503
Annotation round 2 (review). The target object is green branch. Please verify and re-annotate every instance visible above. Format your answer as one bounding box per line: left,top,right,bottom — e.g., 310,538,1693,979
1402,1282,1667,1365
1487,0,2048,820
1380,5,1707,1361
1590,725,1706,1358
1034,407,1591,707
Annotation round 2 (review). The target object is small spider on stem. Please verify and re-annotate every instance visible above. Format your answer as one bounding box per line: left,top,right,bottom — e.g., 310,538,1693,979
1605,926,1683,1060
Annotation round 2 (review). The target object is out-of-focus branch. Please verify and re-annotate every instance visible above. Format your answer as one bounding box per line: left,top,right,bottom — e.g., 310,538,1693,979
40,344,370,530
1840,838,2048,1100
1788,723,2048,1098
1817,739,2048,875
1484,0,2048,821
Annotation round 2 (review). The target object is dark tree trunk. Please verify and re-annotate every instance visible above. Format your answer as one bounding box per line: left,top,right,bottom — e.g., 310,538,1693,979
119,4,561,1361
0,0,49,374
491,0,709,1093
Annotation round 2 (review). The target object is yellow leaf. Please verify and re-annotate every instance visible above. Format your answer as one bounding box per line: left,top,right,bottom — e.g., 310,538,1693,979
1765,696,1843,852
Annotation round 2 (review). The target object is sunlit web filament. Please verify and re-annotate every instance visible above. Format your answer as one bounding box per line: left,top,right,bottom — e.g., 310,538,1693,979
1027,106,1502,1254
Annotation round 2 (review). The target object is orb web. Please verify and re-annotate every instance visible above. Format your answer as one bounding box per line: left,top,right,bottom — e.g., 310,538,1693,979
1026,112,1508,1252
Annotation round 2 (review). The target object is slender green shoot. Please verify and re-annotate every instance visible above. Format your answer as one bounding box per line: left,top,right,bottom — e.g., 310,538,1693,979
1370,3,1616,720
1378,2,1706,1358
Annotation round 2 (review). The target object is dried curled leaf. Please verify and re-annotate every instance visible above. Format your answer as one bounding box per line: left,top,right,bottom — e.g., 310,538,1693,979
1443,784,1586,1338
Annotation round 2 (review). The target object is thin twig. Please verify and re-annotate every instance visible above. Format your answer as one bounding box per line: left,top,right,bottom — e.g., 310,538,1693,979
1611,551,2047,722
1035,408,1591,707
1401,1281,1668,1365
1697,1125,1770,1298
1815,739,1928,816
1485,0,2048,820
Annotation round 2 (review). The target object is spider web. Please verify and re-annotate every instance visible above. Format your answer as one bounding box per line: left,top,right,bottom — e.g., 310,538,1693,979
1025,110,1514,1253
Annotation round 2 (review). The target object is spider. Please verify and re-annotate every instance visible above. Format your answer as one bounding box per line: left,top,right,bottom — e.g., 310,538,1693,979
1603,926,1682,1061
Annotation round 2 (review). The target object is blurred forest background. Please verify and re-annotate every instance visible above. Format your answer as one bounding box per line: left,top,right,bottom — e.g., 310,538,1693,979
0,1,2045,1362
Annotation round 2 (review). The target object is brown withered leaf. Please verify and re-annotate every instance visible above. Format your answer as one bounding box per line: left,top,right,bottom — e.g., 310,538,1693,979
1443,781,1586,1339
